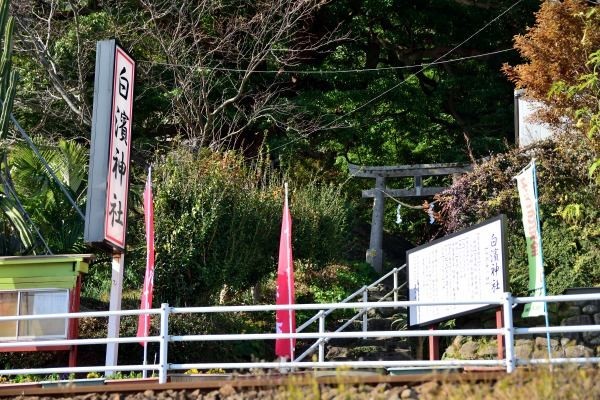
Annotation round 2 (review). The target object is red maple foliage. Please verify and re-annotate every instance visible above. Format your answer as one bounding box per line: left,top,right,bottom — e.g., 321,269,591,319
503,0,600,128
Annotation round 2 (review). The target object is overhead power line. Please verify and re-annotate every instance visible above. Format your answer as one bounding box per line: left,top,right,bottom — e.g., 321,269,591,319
139,48,515,75
260,0,525,157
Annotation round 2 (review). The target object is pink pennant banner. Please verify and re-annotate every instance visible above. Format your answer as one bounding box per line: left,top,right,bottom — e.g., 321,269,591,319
275,189,296,359
137,169,155,345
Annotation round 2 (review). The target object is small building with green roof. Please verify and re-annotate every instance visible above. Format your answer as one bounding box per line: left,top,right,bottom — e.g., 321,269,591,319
0,254,93,366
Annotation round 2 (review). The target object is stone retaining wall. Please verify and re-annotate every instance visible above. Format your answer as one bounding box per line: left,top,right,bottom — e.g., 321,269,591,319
443,299,600,360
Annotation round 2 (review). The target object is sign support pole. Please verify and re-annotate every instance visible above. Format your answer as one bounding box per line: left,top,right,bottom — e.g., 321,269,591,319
496,307,504,360
106,252,125,375
428,324,439,361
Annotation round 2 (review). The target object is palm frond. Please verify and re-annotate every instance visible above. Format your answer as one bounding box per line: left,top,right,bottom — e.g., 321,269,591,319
0,193,33,249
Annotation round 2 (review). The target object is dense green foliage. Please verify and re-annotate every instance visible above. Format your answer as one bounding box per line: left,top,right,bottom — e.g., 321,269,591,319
10,0,538,162
283,0,538,167
4,0,548,261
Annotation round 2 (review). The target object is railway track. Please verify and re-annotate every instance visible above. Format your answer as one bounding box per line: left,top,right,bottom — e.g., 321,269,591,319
0,370,506,398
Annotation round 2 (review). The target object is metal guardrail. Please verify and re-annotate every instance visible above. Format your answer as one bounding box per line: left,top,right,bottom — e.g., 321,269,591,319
295,265,406,362
1,292,600,384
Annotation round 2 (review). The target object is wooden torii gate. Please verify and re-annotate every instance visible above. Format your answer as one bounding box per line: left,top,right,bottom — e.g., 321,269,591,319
349,162,472,273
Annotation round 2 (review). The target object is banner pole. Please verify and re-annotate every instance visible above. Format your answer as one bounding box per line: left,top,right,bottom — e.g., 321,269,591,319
284,182,294,361
142,342,148,378
532,162,552,362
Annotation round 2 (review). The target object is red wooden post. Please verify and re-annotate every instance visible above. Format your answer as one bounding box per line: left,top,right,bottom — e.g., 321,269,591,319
496,307,504,360
68,275,82,367
429,324,439,361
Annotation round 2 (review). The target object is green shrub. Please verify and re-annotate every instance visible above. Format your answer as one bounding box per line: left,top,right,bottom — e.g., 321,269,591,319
0,351,68,371
258,260,377,327
121,148,352,306
291,183,351,263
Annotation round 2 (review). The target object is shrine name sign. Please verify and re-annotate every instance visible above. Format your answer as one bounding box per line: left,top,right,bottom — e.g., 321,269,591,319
407,215,508,327
85,40,135,252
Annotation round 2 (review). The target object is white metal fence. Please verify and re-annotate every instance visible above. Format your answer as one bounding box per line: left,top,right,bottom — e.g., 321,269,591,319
1,290,600,384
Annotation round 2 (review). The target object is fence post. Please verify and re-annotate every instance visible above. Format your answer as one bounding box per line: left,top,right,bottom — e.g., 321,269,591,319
502,293,515,373
318,311,325,362
393,268,399,307
158,303,170,384
362,289,368,338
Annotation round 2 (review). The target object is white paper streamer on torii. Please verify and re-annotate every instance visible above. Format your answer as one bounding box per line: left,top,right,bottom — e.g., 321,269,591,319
396,204,402,225
428,203,435,224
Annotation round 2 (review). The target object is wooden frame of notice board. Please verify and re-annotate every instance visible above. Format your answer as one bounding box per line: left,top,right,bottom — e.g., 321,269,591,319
407,214,508,328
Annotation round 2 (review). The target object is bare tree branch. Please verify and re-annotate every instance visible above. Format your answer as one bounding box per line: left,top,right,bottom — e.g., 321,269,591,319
140,0,344,151
12,0,92,128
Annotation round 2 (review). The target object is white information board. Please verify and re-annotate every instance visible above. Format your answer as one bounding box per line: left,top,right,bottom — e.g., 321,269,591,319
408,215,507,327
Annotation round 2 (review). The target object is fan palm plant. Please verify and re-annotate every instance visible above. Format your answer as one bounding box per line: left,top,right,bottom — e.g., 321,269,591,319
8,138,88,254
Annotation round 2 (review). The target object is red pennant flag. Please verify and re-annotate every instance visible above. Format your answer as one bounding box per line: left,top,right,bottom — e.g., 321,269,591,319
275,186,296,359
137,168,155,346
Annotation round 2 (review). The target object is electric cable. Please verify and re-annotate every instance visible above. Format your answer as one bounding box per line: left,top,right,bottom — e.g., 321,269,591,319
138,48,514,75
255,0,526,158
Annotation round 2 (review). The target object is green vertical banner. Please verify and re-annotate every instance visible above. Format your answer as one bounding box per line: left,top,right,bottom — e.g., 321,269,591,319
515,160,546,318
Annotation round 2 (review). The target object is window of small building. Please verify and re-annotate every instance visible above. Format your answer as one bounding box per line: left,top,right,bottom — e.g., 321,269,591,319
0,289,69,340
0,292,18,338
